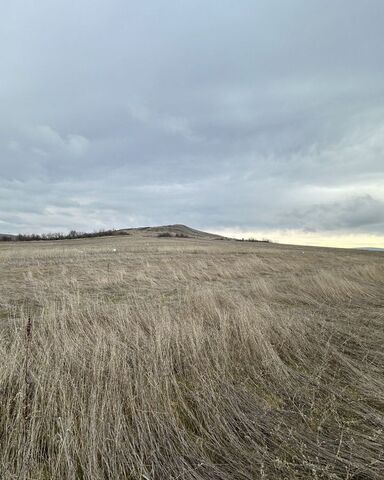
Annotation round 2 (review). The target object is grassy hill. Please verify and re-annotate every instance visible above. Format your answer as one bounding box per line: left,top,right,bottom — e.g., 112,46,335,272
117,223,227,239
0,235,383,479
0,225,227,242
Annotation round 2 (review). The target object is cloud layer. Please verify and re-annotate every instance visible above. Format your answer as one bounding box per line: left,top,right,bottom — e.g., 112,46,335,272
1,1,384,245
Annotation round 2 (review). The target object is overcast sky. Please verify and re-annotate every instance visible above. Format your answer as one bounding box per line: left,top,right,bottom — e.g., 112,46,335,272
1,0,384,246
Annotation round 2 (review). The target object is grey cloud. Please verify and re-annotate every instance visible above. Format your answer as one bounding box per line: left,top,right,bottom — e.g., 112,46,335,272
284,195,384,233
1,1,384,238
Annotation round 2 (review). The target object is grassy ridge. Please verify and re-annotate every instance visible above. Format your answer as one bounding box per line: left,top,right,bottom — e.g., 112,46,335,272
0,237,383,479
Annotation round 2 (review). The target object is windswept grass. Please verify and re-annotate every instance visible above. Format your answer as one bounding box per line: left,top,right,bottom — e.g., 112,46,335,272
0,237,383,479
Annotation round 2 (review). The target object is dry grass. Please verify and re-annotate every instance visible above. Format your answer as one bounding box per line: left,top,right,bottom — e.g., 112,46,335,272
0,236,383,479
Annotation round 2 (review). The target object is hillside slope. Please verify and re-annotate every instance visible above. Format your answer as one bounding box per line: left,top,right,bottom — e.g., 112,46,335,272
117,224,227,239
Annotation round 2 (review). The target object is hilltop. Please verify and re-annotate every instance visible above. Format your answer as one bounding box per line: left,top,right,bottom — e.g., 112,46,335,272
117,224,227,240
0,225,273,244
0,225,228,242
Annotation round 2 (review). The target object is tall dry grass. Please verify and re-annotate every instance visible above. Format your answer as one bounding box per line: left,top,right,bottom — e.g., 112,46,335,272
0,237,383,479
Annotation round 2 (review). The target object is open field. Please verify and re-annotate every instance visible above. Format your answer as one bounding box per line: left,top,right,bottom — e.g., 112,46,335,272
0,235,383,479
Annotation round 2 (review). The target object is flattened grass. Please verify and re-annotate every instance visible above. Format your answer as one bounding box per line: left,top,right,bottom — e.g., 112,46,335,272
0,237,383,479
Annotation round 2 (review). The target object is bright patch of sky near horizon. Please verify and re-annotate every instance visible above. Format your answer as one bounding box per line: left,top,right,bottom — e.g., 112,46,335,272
213,229,384,249
1,1,384,248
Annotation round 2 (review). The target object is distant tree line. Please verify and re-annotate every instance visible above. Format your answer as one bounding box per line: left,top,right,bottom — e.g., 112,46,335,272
236,237,272,243
0,235,14,242
0,229,129,242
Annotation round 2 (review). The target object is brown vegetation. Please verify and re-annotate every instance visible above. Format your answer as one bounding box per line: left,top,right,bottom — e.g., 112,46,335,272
0,236,383,479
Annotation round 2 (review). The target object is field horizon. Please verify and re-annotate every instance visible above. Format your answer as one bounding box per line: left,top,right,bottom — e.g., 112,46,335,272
2,223,383,251
0,235,383,479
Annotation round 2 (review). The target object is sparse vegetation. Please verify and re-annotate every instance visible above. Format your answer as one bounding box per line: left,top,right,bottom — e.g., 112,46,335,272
0,234,15,241
157,232,190,238
0,236,383,479
0,229,130,242
237,237,272,243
